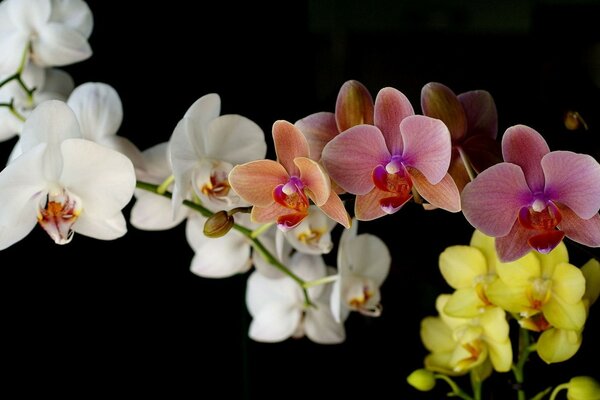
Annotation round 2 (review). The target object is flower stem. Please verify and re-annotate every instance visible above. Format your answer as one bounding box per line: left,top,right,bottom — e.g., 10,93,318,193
470,371,482,400
135,180,313,306
512,327,532,400
0,99,26,121
434,374,474,400
250,223,273,239
303,274,338,289
458,147,476,182
157,175,175,194
549,383,569,400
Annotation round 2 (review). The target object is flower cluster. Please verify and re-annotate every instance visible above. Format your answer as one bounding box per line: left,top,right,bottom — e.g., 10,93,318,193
0,1,598,399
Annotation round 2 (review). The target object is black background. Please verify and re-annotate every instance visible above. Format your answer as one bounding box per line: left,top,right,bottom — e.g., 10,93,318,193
1,1,600,398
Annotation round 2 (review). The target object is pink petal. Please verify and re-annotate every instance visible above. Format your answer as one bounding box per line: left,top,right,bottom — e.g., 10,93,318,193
448,154,471,193
273,120,310,175
374,87,414,154
335,80,374,132
355,188,399,221
294,157,330,206
319,191,351,228
457,90,498,139
295,112,338,161
496,221,535,262
501,125,549,193
557,204,600,247
542,151,600,220
251,203,291,224
461,163,531,237
399,115,451,185
421,82,467,141
409,168,461,212
321,125,390,195
229,160,288,207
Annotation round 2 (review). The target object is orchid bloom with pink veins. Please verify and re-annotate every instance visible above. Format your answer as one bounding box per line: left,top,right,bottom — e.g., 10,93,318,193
228,120,351,230
321,87,460,220
462,124,600,262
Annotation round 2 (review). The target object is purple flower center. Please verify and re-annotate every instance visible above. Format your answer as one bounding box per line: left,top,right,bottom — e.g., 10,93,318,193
518,198,564,254
371,156,413,214
273,176,309,230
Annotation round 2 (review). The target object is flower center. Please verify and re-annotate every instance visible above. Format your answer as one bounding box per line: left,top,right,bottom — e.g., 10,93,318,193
37,188,82,245
526,277,552,312
273,176,310,230
518,200,565,254
372,156,413,214
343,275,381,316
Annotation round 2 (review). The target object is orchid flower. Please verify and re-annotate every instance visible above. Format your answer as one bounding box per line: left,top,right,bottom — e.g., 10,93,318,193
295,79,374,161
420,294,512,375
330,220,390,322
278,205,336,255
169,93,266,213
421,82,501,191
229,120,351,230
0,63,73,143
321,87,460,220
462,124,600,262
246,252,345,344
438,230,498,318
0,0,93,74
0,100,135,249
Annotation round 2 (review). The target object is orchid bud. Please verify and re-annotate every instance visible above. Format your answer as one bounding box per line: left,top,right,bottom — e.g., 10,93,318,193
407,369,436,392
203,211,234,238
567,376,600,400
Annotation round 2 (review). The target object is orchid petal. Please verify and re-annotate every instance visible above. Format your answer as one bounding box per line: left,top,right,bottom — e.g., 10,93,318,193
537,328,581,364
97,136,145,171
457,90,497,139
248,303,301,343
169,118,201,210
486,339,512,372
273,120,309,175
0,31,26,74
205,114,266,165
186,217,251,278
67,82,122,140
305,300,345,344
229,160,288,207
557,205,600,247
355,188,397,221
130,191,187,231
542,151,600,219
421,82,467,141
444,288,486,318
184,93,221,123
374,87,414,154
344,233,390,286
318,191,351,228
335,80,374,132
60,138,135,218
33,23,91,67
246,270,299,316
501,125,549,192
294,156,330,206
495,251,540,285
551,262,586,305
486,280,531,314
42,68,74,98
321,124,389,195
400,115,451,185
460,134,502,174
447,154,471,193
7,0,51,29
439,245,487,289
50,0,93,38
543,296,586,331
461,163,530,237
421,316,455,352
74,212,127,240
410,169,461,212
295,112,338,161
251,203,293,224
582,258,600,306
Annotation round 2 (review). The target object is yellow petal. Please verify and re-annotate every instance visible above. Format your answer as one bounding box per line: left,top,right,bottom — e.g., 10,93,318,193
495,251,540,286
537,240,569,276
424,352,463,376
552,262,586,304
486,280,531,314
543,297,587,330
486,338,513,372
439,245,487,289
480,307,510,342
444,288,486,318
582,258,600,307
537,328,582,364
421,316,454,352
469,230,499,273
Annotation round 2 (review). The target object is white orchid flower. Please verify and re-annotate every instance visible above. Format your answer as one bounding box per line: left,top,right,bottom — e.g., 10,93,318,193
246,252,345,344
0,63,73,142
0,100,135,249
330,220,391,322
279,205,336,255
0,0,93,74
169,93,266,213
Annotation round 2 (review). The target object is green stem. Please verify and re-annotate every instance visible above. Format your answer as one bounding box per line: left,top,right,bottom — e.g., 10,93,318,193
303,274,338,289
135,180,313,306
512,328,531,400
549,383,569,400
458,147,476,182
470,372,482,400
434,374,474,400
250,222,273,239
0,100,26,121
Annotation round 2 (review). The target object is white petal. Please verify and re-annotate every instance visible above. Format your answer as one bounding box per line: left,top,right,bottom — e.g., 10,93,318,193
305,300,346,344
289,252,327,299
130,190,187,231
169,118,200,213
245,270,300,316
184,93,221,125
67,82,122,140
97,136,145,171
0,143,47,249
186,217,252,278
252,230,291,279
32,22,91,67
49,0,93,37
345,233,391,286
20,99,80,150
139,142,171,179
204,114,266,164
7,0,51,29
329,279,350,323
0,108,21,142
283,206,336,255
248,303,301,343
40,68,74,98
59,138,135,218
73,212,127,240
0,31,26,75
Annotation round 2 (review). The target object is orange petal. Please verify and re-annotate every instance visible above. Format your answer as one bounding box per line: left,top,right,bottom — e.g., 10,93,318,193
355,187,397,221
294,157,330,206
229,160,288,207
409,168,461,212
273,120,310,175
335,80,374,132
251,203,291,224
319,191,351,228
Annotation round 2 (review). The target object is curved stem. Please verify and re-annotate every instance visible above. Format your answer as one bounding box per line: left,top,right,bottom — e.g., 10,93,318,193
0,100,26,121
549,383,568,400
434,374,474,400
458,147,476,182
512,327,531,400
136,180,313,306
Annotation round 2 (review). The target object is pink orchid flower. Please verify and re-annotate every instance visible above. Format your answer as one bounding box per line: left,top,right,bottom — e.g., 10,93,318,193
421,82,502,192
228,120,351,230
462,124,600,262
321,87,461,221
295,80,374,161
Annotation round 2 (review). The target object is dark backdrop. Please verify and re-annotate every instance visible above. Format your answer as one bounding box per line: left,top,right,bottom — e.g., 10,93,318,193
1,1,599,398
